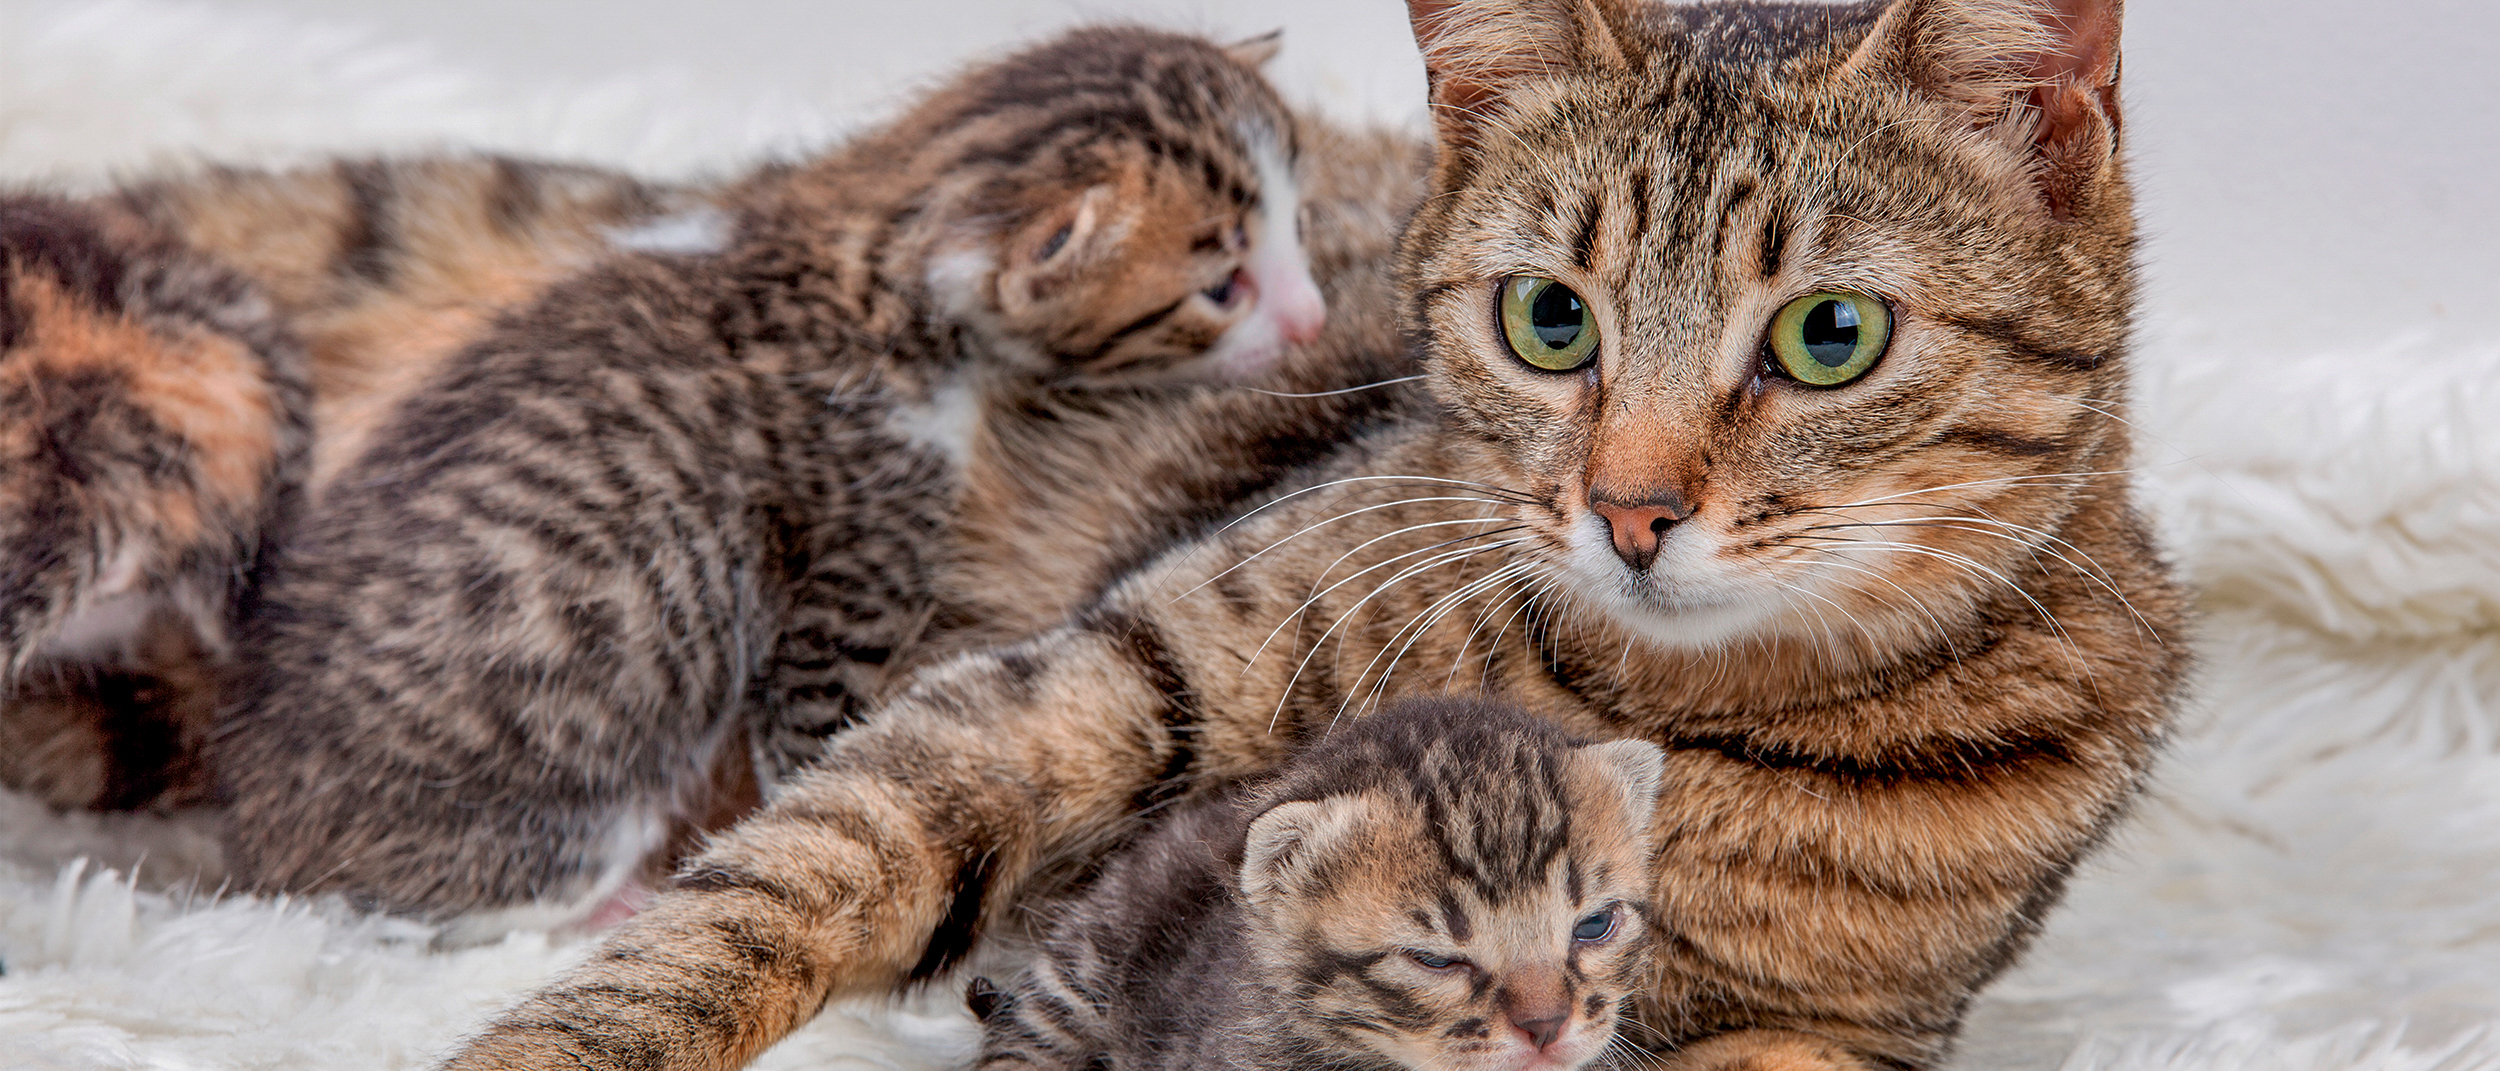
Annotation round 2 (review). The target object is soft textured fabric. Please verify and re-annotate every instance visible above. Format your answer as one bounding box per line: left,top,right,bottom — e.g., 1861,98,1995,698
2,3,2492,1068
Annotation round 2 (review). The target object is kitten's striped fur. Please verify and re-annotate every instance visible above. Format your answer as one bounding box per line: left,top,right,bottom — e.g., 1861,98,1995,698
972,697,1663,1071
442,2,2184,1069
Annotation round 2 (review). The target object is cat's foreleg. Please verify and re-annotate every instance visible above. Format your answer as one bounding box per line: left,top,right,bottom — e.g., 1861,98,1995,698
436,625,1191,1071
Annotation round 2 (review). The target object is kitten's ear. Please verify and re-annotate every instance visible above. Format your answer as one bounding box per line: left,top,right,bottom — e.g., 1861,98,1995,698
1849,0,2125,217
1240,797,1372,905
1406,0,1638,152
1574,739,1665,833
1226,29,1285,68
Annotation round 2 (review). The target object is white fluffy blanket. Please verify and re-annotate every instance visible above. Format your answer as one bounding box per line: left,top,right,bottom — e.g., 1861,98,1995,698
3,3,2494,1069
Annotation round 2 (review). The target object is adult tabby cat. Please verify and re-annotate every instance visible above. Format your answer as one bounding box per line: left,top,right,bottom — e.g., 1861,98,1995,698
443,0,2184,1068
199,26,1396,935
970,696,1664,1071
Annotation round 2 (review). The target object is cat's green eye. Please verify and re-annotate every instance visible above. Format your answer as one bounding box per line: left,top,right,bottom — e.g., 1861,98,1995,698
1499,276,1599,372
1767,291,1891,387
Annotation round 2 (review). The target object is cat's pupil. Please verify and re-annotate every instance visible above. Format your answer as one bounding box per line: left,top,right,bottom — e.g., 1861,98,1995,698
1530,283,1586,350
1801,298,1861,367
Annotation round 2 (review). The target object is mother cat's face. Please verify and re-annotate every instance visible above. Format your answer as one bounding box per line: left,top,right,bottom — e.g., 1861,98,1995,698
1404,0,2132,654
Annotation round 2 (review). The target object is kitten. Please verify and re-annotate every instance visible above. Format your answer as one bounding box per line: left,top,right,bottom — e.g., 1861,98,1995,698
967,696,1664,1071
441,2,2189,1071
0,196,309,809
205,25,1342,935
1,157,688,810
102,156,707,495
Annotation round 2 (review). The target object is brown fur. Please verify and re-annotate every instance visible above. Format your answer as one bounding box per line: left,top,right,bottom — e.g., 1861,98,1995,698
440,2,2182,1070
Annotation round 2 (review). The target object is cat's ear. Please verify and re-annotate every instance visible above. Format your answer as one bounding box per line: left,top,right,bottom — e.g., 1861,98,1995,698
1573,739,1665,832
1225,29,1285,68
1240,797,1372,905
1406,0,1638,152
1848,0,2125,217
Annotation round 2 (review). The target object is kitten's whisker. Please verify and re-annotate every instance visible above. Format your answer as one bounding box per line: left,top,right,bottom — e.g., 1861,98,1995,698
1232,374,1426,398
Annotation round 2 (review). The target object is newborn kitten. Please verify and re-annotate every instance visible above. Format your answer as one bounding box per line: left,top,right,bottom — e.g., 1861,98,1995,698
970,696,1665,1071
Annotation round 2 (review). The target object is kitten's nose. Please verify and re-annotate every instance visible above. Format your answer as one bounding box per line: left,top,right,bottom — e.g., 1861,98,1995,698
1246,245,1327,345
1588,486,1694,572
1510,1011,1567,1051
1499,971,1573,1051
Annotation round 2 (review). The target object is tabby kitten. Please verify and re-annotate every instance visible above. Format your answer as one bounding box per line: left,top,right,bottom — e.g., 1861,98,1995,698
970,697,1663,1071
208,26,1336,935
442,1,2186,1070
0,157,688,810
0,196,309,809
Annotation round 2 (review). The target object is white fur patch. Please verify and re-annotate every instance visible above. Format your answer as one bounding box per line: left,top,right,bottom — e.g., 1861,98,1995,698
604,206,731,255
430,804,669,948
881,375,983,468
1200,128,1322,381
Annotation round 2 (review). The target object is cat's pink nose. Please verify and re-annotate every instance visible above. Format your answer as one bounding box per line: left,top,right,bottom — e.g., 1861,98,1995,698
1589,487,1694,572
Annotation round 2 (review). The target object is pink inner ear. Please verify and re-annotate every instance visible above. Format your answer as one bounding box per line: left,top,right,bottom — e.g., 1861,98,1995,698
2030,0,2120,88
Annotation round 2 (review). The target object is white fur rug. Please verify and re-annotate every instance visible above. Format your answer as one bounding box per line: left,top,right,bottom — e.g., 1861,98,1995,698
2,3,2494,1069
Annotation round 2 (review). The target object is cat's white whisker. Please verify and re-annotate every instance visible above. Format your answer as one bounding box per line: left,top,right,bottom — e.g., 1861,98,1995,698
1810,515,2161,642
1241,528,1531,678
1344,559,1538,722
1786,536,2093,683
1264,539,1529,733
1445,563,1551,689
1761,553,1961,662
1232,374,1427,398
1816,468,2140,511
1171,496,1524,603
1308,513,1521,596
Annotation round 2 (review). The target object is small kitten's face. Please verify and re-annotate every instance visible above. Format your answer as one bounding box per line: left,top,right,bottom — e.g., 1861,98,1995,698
1405,0,2134,654
920,30,1326,386
1239,739,1662,1071
988,132,1325,384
